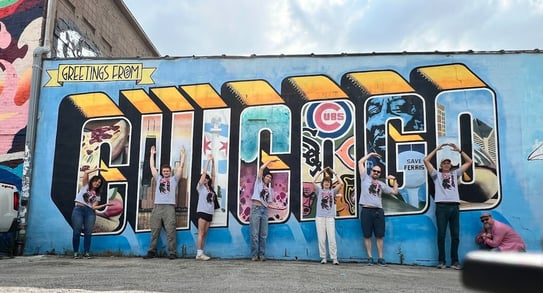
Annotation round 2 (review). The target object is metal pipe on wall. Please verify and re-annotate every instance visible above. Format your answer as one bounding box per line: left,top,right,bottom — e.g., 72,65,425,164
43,0,57,55
16,0,56,254
19,46,50,254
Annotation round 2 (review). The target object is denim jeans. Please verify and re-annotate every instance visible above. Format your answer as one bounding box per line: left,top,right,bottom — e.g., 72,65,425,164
71,205,96,254
435,203,460,264
250,205,268,258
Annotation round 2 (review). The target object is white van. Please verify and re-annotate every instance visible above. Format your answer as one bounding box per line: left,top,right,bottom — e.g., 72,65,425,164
0,182,19,233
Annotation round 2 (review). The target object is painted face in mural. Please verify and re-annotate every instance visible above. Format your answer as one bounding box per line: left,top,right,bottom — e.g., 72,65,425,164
388,96,415,116
302,187,316,216
366,96,424,161
366,99,386,155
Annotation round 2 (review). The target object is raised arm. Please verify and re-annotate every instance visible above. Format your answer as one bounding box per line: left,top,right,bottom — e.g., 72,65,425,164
149,145,158,178
210,152,216,184
449,143,473,174
358,153,380,174
312,168,325,185
81,167,104,187
174,146,186,179
423,144,446,175
199,154,213,184
328,167,344,192
258,158,278,179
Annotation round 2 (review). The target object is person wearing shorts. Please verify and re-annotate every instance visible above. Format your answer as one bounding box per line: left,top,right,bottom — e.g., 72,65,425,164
195,154,218,260
358,152,398,266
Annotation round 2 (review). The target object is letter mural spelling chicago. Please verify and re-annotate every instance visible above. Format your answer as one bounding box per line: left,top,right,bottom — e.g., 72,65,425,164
30,55,511,262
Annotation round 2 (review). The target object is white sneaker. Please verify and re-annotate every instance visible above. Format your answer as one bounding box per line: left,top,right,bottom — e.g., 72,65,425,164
333,259,339,265
320,259,327,264
195,254,210,261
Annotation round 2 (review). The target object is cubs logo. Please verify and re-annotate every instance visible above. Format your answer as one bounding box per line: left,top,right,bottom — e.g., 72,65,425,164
306,101,353,138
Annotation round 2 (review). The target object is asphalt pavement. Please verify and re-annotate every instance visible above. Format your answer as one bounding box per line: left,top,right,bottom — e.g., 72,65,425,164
0,255,478,292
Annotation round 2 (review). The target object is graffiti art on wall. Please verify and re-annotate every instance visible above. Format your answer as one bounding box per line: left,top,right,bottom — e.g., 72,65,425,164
200,108,230,226
54,18,100,58
135,113,192,231
29,53,542,264
301,100,356,218
362,94,427,213
46,62,500,224
238,104,291,224
79,117,129,233
410,65,499,206
0,0,43,192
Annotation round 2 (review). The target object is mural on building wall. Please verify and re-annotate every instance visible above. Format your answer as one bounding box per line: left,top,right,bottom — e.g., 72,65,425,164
54,18,100,58
300,98,356,220
25,54,543,264
0,0,43,191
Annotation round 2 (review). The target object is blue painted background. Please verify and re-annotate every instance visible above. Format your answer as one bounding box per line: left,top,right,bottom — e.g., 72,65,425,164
24,53,543,265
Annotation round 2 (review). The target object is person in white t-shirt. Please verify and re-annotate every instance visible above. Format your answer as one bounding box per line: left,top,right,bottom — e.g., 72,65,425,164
424,143,472,270
143,145,185,260
195,154,219,260
72,167,112,259
312,166,343,265
249,158,278,261
358,152,398,266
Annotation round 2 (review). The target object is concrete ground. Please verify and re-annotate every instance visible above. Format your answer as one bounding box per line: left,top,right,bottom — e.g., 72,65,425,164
0,255,477,292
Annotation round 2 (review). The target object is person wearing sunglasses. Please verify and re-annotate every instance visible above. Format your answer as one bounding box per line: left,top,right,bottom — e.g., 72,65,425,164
358,152,398,266
475,212,526,252
424,143,472,270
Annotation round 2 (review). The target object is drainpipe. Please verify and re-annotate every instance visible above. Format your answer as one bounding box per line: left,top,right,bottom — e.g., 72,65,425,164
18,46,50,255
16,0,56,255
43,0,57,53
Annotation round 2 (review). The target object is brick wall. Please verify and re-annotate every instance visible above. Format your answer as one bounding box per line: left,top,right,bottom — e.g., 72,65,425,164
53,0,159,57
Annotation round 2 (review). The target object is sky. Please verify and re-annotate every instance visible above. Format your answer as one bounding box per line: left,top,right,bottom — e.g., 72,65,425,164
123,0,543,57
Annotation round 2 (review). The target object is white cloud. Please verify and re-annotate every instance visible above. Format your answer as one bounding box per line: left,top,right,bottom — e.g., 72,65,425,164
124,0,543,56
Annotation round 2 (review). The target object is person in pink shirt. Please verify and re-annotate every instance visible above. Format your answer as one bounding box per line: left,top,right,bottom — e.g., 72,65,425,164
475,212,526,252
